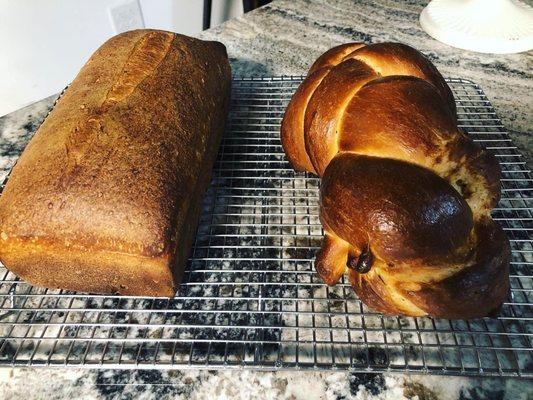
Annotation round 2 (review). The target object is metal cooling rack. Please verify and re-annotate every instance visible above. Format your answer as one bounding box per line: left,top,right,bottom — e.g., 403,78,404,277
0,77,531,377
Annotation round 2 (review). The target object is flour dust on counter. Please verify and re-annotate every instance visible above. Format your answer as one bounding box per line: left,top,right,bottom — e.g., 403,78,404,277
0,368,530,399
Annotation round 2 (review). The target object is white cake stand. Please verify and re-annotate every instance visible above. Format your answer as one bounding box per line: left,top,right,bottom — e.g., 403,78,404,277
420,0,533,54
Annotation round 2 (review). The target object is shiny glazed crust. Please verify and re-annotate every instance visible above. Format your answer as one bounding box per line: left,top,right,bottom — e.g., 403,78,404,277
281,42,509,318
0,30,231,296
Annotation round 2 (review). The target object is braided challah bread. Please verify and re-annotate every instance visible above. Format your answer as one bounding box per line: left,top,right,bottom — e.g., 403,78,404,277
281,43,510,319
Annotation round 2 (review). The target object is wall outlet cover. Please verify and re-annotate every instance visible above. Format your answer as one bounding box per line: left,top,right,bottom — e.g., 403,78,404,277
109,0,144,33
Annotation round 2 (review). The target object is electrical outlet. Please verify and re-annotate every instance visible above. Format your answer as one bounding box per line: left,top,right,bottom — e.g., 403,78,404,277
109,0,144,34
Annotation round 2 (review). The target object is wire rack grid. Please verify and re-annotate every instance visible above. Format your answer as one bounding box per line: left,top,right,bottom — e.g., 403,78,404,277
0,76,531,376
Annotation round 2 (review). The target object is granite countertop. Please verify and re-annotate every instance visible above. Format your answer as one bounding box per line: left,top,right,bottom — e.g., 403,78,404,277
0,1,531,399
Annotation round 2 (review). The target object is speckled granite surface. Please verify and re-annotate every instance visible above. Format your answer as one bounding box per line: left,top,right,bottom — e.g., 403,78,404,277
0,1,531,399
0,368,530,400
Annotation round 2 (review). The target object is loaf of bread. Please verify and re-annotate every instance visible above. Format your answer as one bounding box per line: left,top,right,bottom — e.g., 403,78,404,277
0,30,231,296
281,43,510,319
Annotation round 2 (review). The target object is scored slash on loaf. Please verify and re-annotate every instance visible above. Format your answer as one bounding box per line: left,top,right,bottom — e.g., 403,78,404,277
281,43,510,319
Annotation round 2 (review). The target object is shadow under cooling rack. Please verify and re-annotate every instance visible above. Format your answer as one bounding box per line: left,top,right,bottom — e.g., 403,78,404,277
0,77,531,377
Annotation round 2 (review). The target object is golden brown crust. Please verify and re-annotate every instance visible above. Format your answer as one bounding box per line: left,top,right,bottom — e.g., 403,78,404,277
314,233,351,285
304,59,376,175
345,43,456,116
0,239,175,296
0,29,231,296
281,68,329,173
307,43,366,76
281,42,458,178
338,75,500,216
282,42,509,318
401,219,510,319
339,76,457,159
345,218,510,319
281,43,365,174
321,154,474,262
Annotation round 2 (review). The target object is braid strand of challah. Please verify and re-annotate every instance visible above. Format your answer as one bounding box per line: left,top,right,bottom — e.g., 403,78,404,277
281,43,510,319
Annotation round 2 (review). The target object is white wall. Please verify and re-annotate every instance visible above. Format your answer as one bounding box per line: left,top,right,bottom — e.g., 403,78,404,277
140,0,202,35
0,0,242,116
